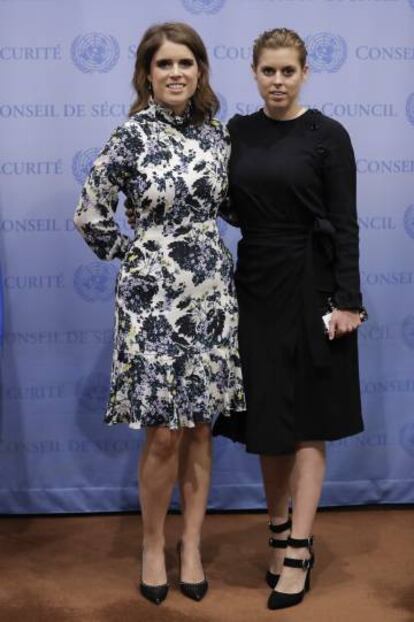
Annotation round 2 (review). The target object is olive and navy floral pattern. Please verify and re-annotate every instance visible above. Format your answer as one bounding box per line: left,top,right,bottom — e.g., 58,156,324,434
74,101,246,429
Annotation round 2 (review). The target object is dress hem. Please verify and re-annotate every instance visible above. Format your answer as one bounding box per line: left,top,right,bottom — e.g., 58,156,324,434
244,423,365,456
105,404,247,431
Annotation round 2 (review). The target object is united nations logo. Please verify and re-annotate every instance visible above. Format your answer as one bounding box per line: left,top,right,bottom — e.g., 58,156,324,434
74,262,117,302
400,422,414,457
72,148,100,184
71,33,120,73
405,92,414,126
402,315,414,349
403,205,414,240
216,93,228,122
76,372,109,412
181,0,226,14
306,33,347,73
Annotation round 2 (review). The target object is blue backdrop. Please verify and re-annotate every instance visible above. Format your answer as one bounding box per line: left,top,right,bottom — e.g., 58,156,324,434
1,0,413,514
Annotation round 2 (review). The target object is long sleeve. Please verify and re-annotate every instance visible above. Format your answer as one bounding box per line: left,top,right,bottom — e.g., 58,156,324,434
323,122,363,309
74,122,140,260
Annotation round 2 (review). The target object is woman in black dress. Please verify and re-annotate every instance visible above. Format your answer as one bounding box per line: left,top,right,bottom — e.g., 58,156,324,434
214,28,365,610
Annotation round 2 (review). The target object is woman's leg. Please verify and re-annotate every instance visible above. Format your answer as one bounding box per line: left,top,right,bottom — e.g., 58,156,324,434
260,454,294,576
274,441,326,594
178,423,212,582
139,427,182,585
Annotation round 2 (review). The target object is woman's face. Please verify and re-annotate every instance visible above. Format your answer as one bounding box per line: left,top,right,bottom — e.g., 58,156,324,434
148,40,200,115
253,46,308,118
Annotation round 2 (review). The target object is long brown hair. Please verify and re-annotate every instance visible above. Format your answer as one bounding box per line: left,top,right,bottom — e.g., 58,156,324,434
129,22,218,125
252,28,307,68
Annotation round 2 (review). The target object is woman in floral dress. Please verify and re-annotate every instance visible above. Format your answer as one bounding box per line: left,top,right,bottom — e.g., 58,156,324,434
74,22,245,605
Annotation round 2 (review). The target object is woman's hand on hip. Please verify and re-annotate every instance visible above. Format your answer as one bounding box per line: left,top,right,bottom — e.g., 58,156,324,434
328,309,362,341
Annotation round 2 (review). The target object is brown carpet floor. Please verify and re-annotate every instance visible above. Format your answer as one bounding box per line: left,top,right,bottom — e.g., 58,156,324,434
0,508,413,622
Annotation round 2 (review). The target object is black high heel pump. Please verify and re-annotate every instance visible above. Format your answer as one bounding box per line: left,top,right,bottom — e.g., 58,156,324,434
177,541,208,601
139,549,169,605
139,580,169,605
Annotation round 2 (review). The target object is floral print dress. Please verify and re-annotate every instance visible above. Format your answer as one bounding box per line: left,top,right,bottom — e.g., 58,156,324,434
74,101,245,429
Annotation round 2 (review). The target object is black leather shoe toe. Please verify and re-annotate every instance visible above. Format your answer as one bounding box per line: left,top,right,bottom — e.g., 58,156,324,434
139,581,169,605
180,578,208,601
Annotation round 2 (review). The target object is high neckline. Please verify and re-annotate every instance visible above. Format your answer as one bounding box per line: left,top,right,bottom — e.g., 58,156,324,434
260,108,310,124
148,99,192,127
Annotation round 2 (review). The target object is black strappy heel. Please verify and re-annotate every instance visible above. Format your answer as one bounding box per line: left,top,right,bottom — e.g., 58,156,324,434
266,518,292,588
267,536,315,610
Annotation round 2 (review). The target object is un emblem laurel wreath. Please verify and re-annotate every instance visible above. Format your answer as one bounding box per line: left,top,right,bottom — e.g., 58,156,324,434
76,373,110,412
405,93,414,126
71,33,120,73
181,0,226,14
72,148,100,184
216,93,228,122
74,263,117,303
306,33,347,73
401,316,414,350
399,422,414,457
403,205,414,240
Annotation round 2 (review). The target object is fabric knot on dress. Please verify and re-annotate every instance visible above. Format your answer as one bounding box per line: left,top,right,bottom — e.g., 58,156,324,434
313,217,335,236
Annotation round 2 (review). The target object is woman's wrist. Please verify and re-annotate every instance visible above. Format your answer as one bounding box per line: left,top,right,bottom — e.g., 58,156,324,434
334,306,368,323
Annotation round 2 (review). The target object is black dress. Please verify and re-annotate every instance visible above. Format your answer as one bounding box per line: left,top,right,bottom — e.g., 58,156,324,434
214,109,364,455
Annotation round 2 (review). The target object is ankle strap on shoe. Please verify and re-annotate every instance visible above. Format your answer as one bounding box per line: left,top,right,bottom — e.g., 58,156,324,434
284,555,314,571
287,536,314,548
268,518,292,534
269,536,289,549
